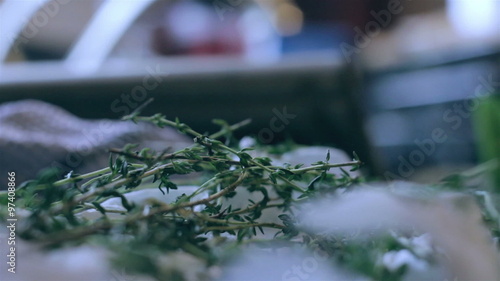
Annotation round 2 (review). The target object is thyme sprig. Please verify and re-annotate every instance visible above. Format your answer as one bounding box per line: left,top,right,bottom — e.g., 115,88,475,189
2,115,362,279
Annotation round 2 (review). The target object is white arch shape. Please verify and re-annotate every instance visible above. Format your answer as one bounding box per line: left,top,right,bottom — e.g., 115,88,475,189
64,0,157,73
0,0,157,73
0,0,52,64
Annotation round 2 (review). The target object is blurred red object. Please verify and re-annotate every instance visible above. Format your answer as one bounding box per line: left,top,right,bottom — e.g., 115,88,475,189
152,1,244,56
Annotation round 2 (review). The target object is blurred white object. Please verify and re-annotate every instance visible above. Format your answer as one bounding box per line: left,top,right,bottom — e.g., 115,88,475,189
300,183,500,281
239,5,282,63
220,247,366,281
0,226,187,281
446,0,500,38
382,249,427,272
65,0,156,73
166,1,215,48
238,136,257,149
157,252,207,281
0,229,111,281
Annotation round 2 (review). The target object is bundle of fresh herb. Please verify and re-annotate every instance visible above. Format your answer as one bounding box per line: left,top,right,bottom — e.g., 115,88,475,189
0,113,361,280
1,111,498,281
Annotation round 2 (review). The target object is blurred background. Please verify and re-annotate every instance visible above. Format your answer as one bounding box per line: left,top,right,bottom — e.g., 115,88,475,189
0,0,499,182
